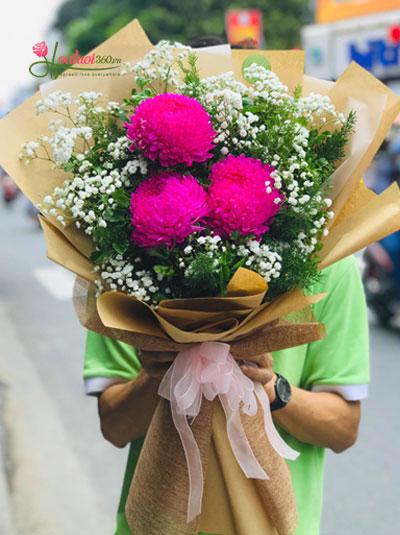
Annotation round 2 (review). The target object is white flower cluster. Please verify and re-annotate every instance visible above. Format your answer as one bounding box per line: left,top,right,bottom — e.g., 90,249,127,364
39,154,147,231
49,126,92,165
96,256,162,304
19,140,41,165
237,240,282,282
107,136,131,160
74,92,104,124
244,63,290,105
36,91,73,114
124,40,191,89
196,71,271,154
21,90,113,166
179,234,282,285
197,73,247,153
36,90,103,117
20,125,93,166
295,93,345,127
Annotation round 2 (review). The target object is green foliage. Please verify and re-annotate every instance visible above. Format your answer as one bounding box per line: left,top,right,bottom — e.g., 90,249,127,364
269,208,313,243
179,253,221,298
53,0,311,54
178,53,201,96
313,110,356,164
266,244,321,299
89,187,132,264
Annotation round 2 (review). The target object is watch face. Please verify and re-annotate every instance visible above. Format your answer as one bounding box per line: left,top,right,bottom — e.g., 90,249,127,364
276,376,291,403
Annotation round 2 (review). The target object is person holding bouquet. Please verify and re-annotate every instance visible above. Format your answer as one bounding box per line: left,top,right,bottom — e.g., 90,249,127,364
84,253,369,535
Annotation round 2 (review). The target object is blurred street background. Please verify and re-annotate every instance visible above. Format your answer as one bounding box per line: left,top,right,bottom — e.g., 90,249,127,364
1,1,400,534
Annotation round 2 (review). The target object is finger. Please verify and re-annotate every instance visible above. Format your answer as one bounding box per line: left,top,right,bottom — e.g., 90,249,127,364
240,365,274,385
244,352,273,368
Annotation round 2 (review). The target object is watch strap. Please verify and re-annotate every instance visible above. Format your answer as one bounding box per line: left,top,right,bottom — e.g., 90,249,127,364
270,396,287,412
270,373,291,412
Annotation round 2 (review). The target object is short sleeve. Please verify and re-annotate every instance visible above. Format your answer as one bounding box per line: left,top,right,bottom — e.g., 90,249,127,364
84,330,142,396
301,256,370,400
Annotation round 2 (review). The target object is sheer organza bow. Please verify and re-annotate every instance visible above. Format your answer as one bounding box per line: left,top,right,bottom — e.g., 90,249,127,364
158,341,299,523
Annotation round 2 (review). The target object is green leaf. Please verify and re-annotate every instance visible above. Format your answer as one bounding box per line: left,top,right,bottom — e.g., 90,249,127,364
63,160,77,172
112,241,129,255
90,249,112,264
232,258,246,271
147,248,169,261
93,226,109,242
118,110,129,122
112,188,131,208
103,207,126,222
154,264,174,277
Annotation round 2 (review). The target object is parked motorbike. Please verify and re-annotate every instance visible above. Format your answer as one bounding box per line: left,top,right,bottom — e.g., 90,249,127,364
1,174,19,205
362,241,400,326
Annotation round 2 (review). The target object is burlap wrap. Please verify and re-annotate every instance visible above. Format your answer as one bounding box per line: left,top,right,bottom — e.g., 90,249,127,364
125,397,297,535
2,18,400,535
125,398,214,535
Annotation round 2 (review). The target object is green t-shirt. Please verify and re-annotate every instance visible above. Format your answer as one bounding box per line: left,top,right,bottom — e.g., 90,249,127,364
84,255,369,535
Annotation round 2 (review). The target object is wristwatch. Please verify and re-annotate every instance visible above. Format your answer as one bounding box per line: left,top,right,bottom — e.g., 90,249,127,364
270,374,292,411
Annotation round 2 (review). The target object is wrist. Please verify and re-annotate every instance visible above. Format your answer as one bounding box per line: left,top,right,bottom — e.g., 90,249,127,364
269,373,292,411
265,373,278,403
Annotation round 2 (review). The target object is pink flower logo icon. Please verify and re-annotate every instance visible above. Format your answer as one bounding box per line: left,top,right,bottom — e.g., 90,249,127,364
32,41,48,57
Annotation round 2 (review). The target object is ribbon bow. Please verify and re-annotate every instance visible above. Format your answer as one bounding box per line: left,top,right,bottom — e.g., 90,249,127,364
158,341,299,523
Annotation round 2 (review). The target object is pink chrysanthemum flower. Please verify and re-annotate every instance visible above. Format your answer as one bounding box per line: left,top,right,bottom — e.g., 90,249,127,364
130,173,209,248
125,93,216,167
208,154,282,238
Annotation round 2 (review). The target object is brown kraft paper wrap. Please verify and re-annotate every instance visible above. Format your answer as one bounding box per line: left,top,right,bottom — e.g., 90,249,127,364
2,19,400,535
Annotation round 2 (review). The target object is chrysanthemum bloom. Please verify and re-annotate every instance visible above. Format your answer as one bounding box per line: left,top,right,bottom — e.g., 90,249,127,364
130,173,209,248
125,94,216,167
208,154,282,238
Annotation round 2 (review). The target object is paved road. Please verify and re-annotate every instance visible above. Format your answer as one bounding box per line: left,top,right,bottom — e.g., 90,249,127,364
0,200,126,535
0,199,399,534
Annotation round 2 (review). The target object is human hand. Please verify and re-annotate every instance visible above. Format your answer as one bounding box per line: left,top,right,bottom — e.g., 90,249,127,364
137,350,176,379
237,352,277,402
239,352,275,385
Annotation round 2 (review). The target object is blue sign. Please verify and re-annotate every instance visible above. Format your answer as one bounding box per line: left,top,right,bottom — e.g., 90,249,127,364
349,39,400,71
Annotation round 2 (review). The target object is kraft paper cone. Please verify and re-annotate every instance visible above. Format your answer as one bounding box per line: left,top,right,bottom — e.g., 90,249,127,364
40,217,95,282
320,181,400,269
241,406,297,535
73,277,325,354
200,402,284,535
95,276,324,345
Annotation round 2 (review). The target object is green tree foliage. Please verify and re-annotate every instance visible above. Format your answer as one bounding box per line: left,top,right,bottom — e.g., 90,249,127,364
53,0,310,54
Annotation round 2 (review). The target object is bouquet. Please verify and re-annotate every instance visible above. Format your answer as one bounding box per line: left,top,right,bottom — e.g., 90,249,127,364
19,45,354,306
2,20,400,535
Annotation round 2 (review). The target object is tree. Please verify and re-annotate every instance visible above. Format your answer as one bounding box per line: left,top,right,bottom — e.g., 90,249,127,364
53,0,311,54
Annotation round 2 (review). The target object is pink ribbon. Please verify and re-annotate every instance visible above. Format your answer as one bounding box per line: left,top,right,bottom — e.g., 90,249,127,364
158,341,299,523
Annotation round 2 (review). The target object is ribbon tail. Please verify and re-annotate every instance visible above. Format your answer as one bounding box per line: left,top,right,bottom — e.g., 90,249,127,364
170,400,204,523
255,382,299,461
219,395,268,480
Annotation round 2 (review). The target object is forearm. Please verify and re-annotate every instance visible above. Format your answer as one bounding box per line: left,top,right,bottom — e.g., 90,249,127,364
98,370,161,447
269,383,361,453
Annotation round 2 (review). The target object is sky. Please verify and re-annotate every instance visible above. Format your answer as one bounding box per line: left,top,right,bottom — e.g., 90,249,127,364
0,0,64,110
